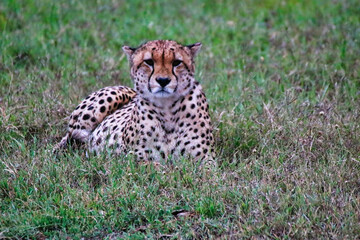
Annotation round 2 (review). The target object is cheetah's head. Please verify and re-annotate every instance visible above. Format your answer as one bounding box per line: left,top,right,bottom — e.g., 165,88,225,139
122,40,201,104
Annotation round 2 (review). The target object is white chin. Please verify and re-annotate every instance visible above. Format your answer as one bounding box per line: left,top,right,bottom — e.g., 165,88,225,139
153,88,174,98
154,91,171,98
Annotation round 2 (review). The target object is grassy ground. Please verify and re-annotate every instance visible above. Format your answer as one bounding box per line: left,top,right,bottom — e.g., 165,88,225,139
1,0,359,238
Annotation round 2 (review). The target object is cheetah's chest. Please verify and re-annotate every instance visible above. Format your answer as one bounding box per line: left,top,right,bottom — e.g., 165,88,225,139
135,106,181,159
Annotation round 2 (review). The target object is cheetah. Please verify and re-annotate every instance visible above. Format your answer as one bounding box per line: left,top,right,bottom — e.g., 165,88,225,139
55,40,215,163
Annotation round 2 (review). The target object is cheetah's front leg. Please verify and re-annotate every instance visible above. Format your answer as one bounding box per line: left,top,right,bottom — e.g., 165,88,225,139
54,86,136,152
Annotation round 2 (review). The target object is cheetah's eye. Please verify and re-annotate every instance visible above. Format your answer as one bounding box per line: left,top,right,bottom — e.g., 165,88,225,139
172,60,182,67
144,59,154,66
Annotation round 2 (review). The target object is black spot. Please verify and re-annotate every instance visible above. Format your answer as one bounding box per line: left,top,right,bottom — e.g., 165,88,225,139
107,97,112,103
171,101,178,108
117,103,123,109
113,133,118,140
90,97,95,101
99,99,105,104
181,105,186,111
147,132,152,137
100,106,106,113
148,114,153,120
149,109,157,114
203,149,208,154
196,151,201,157
184,141,190,145
88,106,94,110
81,104,86,109
200,122,205,127
99,93,104,97
111,91,116,95
186,113,191,118
190,104,195,109
91,117,96,122
83,114,90,120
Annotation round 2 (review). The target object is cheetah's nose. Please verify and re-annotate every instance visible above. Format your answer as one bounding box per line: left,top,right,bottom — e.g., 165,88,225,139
156,77,171,88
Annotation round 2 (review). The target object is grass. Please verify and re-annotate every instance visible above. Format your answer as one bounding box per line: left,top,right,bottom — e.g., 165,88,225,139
1,0,359,238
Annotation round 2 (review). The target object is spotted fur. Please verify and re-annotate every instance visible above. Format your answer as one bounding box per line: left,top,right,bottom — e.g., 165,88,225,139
55,40,215,163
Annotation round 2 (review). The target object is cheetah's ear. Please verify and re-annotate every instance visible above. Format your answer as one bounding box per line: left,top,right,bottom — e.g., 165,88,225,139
187,42,202,58
122,46,136,59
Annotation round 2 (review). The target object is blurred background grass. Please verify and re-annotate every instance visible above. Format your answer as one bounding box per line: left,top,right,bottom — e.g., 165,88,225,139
0,0,359,238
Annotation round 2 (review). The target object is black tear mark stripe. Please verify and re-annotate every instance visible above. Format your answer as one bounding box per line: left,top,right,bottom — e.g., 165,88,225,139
161,49,165,68
171,51,179,82
148,52,154,93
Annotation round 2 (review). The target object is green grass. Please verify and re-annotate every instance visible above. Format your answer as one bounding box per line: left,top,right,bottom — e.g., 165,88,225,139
1,0,360,238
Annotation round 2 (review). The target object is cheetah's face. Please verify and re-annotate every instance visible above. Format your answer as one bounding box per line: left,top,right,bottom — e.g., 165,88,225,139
123,40,201,102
